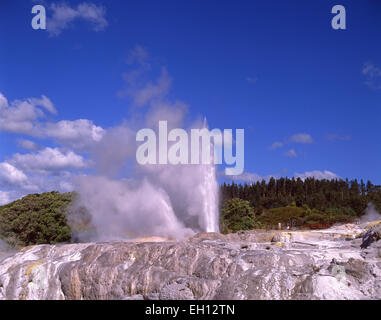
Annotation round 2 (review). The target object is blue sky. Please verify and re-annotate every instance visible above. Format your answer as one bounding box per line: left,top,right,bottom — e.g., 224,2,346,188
0,0,380,204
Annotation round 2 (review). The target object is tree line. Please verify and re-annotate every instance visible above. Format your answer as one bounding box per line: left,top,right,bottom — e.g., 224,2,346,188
220,177,381,217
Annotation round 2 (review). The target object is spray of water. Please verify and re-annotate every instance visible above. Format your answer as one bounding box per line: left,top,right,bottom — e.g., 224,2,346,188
200,164,219,232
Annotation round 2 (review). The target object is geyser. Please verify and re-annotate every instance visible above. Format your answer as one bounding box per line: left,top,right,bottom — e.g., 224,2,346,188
72,162,220,241
69,56,220,241
71,121,220,241
200,163,219,232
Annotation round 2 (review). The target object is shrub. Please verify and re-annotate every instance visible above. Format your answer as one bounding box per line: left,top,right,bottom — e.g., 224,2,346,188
220,198,261,233
0,191,73,247
257,206,306,228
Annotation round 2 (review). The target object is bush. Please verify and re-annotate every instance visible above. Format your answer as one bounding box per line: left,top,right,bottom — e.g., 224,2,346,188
257,206,306,228
0,191,73,247
326,207,357,217
303,212,327,224
220,198,261,233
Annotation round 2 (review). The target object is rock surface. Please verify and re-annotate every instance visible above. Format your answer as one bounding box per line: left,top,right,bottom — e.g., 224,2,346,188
0,224,380,300
361,222,381,249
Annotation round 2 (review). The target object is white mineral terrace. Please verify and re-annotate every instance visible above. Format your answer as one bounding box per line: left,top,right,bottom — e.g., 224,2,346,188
0,222,380,300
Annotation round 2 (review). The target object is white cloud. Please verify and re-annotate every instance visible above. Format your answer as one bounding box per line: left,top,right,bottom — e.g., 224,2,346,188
284,148,297,158
119,65,172,107
133,67,172,106
126,45,150,68
0,191,11,206
43,119,105,149
295,170,339,181
362,62,381,89
289,133,313,144
0,93,8,109
269,133,313,151
48,2,108,36
28,95,56,114
269,141,284,150
17,139,41,151
225,171,275,183
0,93,105,150
0,93,53,134
0,162,28,185
10,148,87,174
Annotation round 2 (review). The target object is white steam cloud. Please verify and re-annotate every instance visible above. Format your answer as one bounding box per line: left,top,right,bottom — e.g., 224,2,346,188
72,117,220,241
70,49,220,241
0,238,14,262
72,125,220,240
361,203,381,223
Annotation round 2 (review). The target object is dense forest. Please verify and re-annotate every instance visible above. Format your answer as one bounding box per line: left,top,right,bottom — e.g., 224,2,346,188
220,178,381,233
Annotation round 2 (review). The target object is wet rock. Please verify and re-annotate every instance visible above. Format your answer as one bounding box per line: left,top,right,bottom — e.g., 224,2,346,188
361,224,381,249
271,234,281,242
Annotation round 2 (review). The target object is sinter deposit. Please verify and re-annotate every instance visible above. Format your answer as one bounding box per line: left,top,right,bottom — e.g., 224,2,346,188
0,222,380,300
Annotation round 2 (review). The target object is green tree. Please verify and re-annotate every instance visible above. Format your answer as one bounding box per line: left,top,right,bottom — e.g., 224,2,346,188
0,191,73,246
220,198,260,233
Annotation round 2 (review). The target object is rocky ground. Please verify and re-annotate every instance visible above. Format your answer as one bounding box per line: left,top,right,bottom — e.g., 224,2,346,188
0,222,380,300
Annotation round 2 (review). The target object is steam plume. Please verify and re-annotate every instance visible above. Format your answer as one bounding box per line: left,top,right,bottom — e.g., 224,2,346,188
361,203,381,223
69,57,220,241
71,120,220,241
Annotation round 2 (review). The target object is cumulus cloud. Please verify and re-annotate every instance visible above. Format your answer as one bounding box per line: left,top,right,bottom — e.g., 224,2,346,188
0,93,54,134
0,191,11,206
0,162,38,195
289,133,313,144
295,170,339,181
362,62,381,89
269,141,284,150
0,161,39,193
284,148,297,158
0,93,105,151
10,148,88,174
0,93,8,109
47,2,108,36
17,139,41,151
0,92,105,203
0,162,28,186
269,133,313,151
28,95,57,114
43,119,105,150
